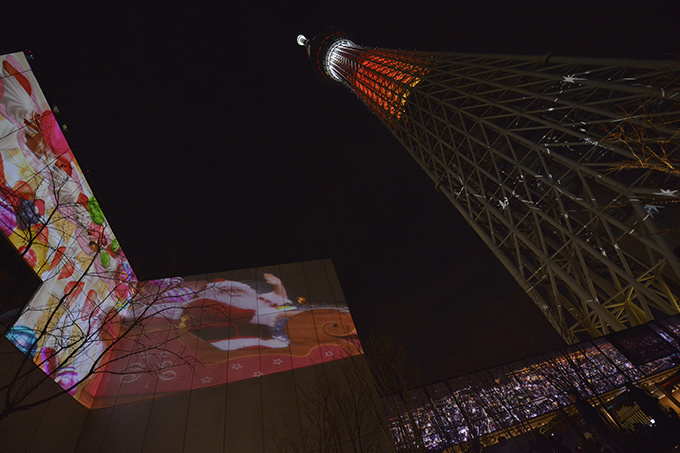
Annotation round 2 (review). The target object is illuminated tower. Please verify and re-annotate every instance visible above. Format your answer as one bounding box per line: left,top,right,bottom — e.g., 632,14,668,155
298,30,680,342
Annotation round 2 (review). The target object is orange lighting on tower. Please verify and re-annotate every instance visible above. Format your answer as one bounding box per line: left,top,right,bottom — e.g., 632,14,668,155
352,53,426,120
299,29,429,125
299,28,680,343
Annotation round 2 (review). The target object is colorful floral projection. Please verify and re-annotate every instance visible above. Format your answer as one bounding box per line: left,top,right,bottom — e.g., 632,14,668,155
0,53,361,408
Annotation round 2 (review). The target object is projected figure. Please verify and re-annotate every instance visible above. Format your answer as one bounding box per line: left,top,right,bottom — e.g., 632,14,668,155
186,273,296,351
125,273,296,350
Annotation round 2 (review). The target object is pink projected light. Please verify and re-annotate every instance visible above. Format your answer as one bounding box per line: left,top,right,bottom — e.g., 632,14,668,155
0,52,362,408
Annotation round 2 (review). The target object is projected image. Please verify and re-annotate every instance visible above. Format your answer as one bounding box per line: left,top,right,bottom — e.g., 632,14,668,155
0,51,361,409
91,266,362,407
0,53,130,282
0,52,137,403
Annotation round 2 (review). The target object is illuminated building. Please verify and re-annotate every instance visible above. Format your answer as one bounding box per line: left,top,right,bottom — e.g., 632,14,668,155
382,315,680,450
299,30,680,342
0,52,387,452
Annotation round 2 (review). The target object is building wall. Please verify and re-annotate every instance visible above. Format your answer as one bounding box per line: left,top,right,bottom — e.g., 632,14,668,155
1,349,389,452
0,338,89,452
0,51,138,403
89,259,364,409
79,357,387,452
0,253,383,451
0,52,370,439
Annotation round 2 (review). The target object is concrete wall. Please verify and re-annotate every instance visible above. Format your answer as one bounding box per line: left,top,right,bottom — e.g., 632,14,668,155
1,349,389,452
0,258,390,452
78,356,388,452
0,339,89,452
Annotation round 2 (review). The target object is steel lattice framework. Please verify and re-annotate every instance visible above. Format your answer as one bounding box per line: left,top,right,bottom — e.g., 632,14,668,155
299,30,680,342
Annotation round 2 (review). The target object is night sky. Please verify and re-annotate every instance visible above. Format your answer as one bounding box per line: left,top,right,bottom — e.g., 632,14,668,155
3,2,679,383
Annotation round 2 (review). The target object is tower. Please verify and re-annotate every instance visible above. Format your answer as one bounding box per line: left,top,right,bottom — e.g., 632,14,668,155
298,30,680,342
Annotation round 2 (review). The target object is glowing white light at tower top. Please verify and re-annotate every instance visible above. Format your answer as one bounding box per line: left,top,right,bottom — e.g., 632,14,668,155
323,39,357,82
296,34,309,47
298,30,428,122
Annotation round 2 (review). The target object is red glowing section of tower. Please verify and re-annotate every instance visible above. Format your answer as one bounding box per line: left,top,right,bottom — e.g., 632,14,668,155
349,52,427,122
303,30,429,124
300,29,680,343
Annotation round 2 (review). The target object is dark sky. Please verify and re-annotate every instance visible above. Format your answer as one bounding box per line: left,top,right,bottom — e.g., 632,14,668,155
3,2,679,383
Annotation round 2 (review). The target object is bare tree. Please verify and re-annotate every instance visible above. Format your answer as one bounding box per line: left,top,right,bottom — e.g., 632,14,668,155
265,349,393,453
0,52,202,425
0,138,200,425
0,63,206,441
0,257,199,427
364,332,432,452
265,331,444,452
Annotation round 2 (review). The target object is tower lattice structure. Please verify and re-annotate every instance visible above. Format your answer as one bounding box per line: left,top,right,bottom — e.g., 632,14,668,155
299,30,680,342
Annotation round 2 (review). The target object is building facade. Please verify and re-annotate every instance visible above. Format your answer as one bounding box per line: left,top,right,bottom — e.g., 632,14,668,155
0,52,387,452
381,315,680,451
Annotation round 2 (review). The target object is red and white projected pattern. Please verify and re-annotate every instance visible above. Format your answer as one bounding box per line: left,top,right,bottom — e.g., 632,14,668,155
91,266,361,407
0,52,361,408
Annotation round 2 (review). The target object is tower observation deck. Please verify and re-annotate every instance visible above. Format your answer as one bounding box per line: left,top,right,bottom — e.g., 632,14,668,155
299,29,680,342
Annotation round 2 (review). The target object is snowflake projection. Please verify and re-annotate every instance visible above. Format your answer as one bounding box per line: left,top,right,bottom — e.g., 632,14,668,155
498,197,510,210
644,204,663,218
562,74,586,83
300,29,680,341
654,189,678,197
